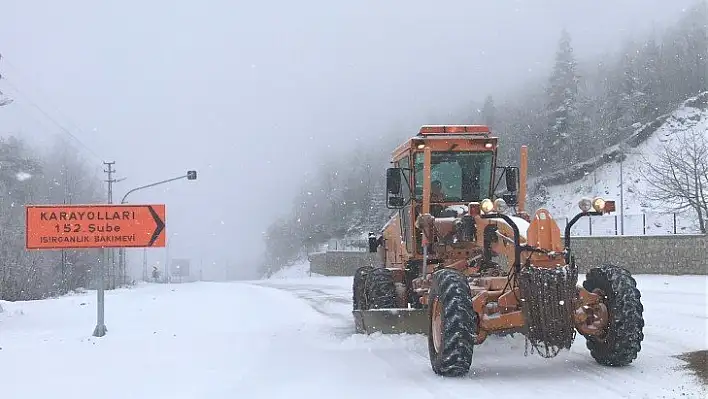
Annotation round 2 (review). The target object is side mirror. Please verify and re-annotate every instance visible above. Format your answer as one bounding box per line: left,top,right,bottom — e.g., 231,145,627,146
367,233,378,253
505,167,518,193
385,167,407,209
386,168,402,195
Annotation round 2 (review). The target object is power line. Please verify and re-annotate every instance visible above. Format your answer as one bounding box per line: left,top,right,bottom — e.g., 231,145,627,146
0,77,103,162
0,55,104,162
0,55,93,133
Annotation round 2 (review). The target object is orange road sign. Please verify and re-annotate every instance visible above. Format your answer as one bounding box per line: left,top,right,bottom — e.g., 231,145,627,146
25,204,166,250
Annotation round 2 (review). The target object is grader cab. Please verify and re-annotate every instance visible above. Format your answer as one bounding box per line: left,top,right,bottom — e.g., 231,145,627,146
352,124,645,377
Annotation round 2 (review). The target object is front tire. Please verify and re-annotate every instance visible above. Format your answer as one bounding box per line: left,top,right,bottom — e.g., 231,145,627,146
428,268,477,377
364,268,397,309
582,264,645,366
352,266,373,311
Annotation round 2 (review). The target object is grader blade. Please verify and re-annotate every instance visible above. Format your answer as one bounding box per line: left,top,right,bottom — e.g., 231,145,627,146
353,309,429,335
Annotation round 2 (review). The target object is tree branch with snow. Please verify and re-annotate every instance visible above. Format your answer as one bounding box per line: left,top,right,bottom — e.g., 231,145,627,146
639,127,708,233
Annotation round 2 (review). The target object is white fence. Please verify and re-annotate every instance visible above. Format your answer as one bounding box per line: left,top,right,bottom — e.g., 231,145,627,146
560,212,700,237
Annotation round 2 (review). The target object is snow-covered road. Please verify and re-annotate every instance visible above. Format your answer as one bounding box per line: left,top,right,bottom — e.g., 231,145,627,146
1,274,705,398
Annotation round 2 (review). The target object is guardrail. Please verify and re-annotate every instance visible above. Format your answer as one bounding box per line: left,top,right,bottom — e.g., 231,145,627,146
558,212,700,236
321,239,370,252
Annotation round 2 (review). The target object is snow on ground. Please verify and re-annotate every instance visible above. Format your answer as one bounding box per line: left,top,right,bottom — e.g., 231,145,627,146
0,274,705,398
537,94,708,236
267,259,324,279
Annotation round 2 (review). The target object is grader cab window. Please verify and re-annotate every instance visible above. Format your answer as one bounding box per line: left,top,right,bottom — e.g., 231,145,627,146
414,151,494,202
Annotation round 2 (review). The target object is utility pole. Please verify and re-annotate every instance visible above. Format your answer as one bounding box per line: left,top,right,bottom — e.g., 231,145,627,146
105,161,116,288
620,159,624,235
61,160,68,294
93,161,124,337
105,161,114,290
104,162,127,287
105,162,115,201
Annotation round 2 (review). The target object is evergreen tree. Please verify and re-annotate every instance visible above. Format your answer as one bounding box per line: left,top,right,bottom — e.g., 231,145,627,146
682,1,707,93
661,1,708,105
594,59,615,138
637,36,663,119
615,42,644,134
481,95,496,128
544,29,581,171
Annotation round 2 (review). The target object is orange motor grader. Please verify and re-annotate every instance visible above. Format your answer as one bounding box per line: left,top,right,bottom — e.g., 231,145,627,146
352,124,645,377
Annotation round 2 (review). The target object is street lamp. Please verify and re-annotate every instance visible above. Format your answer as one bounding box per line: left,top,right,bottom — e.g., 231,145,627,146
118,170,197,285
120,170,198,204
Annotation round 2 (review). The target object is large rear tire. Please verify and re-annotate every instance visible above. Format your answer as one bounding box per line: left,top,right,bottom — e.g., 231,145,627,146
582,264,645,366
428,268,477,377
352,266,373,311
364,267,398,309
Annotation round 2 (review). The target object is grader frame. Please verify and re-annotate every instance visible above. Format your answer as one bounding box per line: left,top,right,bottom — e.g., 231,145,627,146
352,124,645,377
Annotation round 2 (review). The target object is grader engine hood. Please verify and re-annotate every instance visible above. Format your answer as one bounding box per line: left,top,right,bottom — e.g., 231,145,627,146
418,205,529,239
493,215,530,241
415,205,530,255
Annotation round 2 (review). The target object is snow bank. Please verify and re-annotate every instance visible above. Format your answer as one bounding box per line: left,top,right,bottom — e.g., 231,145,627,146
534,92,708,236
0,301,26,321
268,260,324,279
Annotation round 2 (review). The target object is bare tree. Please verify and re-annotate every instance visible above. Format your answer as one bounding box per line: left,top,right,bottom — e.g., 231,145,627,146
640,127,708,233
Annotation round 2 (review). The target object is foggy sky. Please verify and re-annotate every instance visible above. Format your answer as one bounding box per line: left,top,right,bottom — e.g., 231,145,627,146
0,0,696,279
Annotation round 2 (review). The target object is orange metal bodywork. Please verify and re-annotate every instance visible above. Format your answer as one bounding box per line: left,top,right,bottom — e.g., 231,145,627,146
377,125,610,344
414,208,608,344
383,129,500,268
392,137,498,162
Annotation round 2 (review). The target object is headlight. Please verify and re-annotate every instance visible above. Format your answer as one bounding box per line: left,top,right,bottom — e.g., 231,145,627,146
592,197,605,212
480,198,494,213
494,198,507,212
578,197,593,212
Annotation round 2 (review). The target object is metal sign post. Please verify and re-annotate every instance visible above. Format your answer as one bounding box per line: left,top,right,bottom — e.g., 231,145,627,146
93,248,107,337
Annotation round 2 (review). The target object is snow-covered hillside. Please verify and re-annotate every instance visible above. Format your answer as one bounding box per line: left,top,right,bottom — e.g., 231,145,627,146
532,92,708,236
